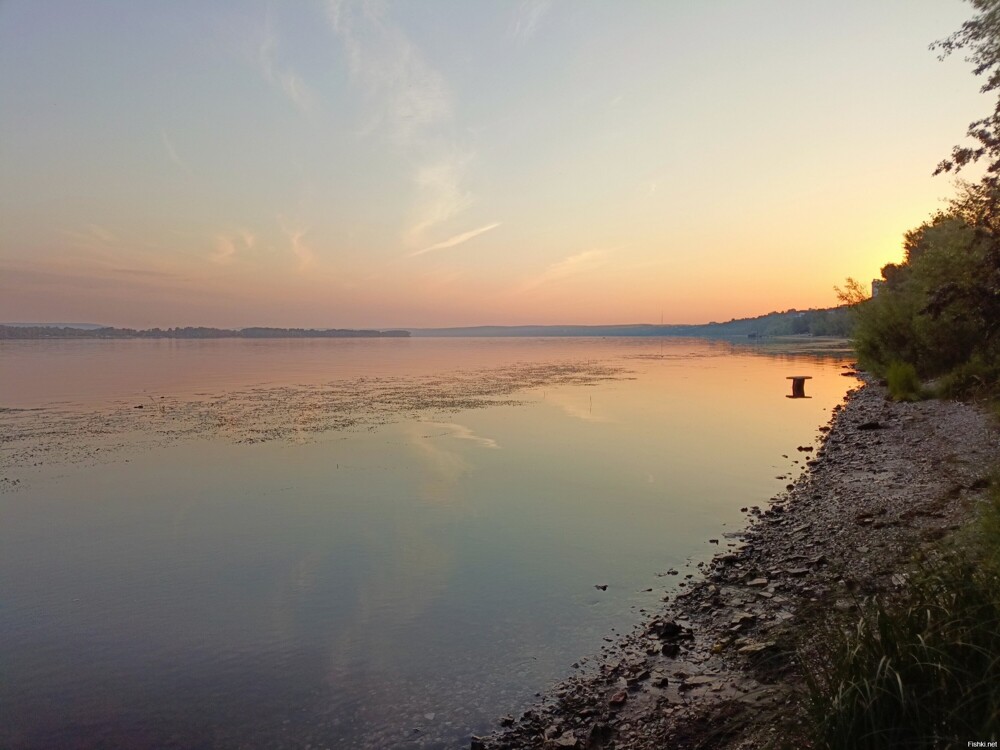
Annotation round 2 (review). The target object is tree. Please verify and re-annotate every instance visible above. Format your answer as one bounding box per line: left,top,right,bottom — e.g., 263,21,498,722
853,202,1000,385
932,0,1000,195
848,2,1000,396
834,277,869,306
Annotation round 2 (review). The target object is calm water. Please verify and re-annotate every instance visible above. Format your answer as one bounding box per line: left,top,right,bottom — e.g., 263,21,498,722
0,337,854,749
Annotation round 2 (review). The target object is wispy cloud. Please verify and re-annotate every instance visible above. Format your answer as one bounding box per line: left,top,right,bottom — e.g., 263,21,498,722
110,267,181,279
59,225,176,273
160,129,192,172
259,20,316,112
521,249,608,291
1,258,185,294
405,152,475,245
211,230,255,265
328,0,451,145
411,222,501,257
417,267,464,289
278,218,315,271
87,224,116,243
59,225,119,256
328,1,475,246
511,0,554,43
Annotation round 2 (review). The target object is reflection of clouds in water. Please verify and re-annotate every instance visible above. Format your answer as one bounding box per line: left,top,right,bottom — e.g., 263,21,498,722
416,441,469,498
405,422,493,505
291,550,323,594
545,391,610,423
320,515,454,729
418,421,500,449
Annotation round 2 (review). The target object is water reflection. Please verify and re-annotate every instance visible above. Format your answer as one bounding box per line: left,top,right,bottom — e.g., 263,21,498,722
407,421,501,507
0,337,856,749
418,421,501,450
545,390,610,423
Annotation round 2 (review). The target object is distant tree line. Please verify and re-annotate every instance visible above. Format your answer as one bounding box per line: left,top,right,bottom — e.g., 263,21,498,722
0,326,410,340
406,309,853,339
696,307,853,338
2,314,854,341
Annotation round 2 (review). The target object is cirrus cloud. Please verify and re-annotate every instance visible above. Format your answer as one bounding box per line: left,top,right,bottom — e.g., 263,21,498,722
410,222,501,258
520,249,609,291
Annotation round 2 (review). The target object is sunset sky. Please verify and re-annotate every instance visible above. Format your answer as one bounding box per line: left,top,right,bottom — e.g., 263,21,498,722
0,1,988,328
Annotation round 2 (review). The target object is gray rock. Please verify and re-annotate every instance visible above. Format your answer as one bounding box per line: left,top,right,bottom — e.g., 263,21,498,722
608,690,627,709
545,731,579,749
731,612,756,628
678,675,715,692
737,641,778,656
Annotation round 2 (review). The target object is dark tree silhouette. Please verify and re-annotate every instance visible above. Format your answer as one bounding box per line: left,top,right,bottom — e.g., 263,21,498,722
932,0,1000,192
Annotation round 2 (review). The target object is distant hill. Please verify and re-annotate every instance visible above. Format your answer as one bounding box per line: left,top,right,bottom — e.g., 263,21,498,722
407,306,852,338
0,307,852,341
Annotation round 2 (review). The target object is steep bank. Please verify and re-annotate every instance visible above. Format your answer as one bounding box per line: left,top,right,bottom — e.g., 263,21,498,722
480,376,1000,750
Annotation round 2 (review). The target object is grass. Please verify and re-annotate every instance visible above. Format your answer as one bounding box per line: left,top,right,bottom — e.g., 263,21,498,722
937,355,1000,401
802,478,1000,749
885,361,926,402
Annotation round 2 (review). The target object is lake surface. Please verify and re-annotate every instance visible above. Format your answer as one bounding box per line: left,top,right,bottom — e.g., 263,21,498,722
0,337,855,749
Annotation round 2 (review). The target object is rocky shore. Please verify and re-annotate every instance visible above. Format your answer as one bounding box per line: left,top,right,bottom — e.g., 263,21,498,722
478,375,1000,750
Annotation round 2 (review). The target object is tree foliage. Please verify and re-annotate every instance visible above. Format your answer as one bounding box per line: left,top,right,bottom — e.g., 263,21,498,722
833,277,869,306
932,0,1000,194
848,5,1000,397
850,184,1000,395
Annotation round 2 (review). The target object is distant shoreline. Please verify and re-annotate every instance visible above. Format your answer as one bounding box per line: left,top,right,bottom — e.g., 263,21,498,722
1,306,854,340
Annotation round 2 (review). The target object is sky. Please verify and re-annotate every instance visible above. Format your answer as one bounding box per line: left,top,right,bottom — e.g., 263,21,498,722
0,0,990,328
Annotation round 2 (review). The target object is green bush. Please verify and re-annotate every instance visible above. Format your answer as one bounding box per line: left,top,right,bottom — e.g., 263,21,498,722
852,294,923,375
885,361,924,401
848,199,1000,397
937,354,1000,400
